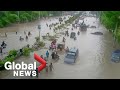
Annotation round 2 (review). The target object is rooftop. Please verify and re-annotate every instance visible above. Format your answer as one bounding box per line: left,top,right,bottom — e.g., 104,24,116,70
69,47,77,53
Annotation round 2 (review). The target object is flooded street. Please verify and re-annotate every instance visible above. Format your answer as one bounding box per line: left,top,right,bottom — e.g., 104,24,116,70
0,16,67,53
0,14,120,79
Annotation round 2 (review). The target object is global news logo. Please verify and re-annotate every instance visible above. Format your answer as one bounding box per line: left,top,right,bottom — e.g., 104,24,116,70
4,61,38,77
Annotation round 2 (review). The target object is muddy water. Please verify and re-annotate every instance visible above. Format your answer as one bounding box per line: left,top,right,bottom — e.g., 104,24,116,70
0,16,69,53
0,15,120,79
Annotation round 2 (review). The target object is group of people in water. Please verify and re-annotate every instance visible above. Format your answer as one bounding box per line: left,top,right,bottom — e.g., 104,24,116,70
49,40,60,60
19,31,31,41
64,29,80,41
0,31,32,55
46,22,61,31
38,50,54,73
65,30,69,37
45,17,65,33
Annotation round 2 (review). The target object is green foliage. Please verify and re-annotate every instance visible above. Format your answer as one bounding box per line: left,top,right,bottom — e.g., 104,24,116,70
35,36,40,42
34,36,45,47
0,60,4,67
0,20,4,28
9,49,17,57
20,13,28,22
0,49,17,69
0,56,14,70
8,14,19,23
55,14,79,30
37,41,45,47
49,11,62,16
0,46,35,70
49,36,56,41
29,48,34,52
23,47,30,56
100,11,120,43
0,11,62,28
1,16,11,26
100,11,120,30
3,56,15,62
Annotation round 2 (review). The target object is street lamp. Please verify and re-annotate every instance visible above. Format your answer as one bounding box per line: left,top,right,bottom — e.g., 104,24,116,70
38,25,41,41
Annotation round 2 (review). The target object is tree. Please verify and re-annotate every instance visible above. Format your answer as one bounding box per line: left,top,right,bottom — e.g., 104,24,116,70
0,11,63,28
100,11,120,43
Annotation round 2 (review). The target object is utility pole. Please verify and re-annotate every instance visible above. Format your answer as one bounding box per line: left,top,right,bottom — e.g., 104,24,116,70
37,11,42,41
17,11,20,24
38,25,41,41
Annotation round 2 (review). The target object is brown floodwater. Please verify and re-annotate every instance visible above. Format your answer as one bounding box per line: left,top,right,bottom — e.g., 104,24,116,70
0,15,120,79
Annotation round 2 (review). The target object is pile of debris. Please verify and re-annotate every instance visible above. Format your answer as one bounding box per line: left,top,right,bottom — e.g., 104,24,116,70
91,32,103,35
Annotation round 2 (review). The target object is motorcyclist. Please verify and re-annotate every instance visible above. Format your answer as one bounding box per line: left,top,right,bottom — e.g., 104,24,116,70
54,51,59,59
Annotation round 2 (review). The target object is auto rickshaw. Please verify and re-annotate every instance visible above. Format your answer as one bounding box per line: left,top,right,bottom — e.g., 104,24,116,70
57,42,65,51
70,32,76,38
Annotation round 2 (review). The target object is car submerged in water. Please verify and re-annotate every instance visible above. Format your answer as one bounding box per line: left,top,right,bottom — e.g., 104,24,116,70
111,49,120,63
64,47,79,64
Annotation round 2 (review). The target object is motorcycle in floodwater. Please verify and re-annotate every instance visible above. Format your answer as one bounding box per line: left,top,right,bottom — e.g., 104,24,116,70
1,44,7,49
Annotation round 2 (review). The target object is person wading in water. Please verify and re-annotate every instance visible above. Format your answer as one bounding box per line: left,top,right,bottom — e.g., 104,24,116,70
49,63,54,71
